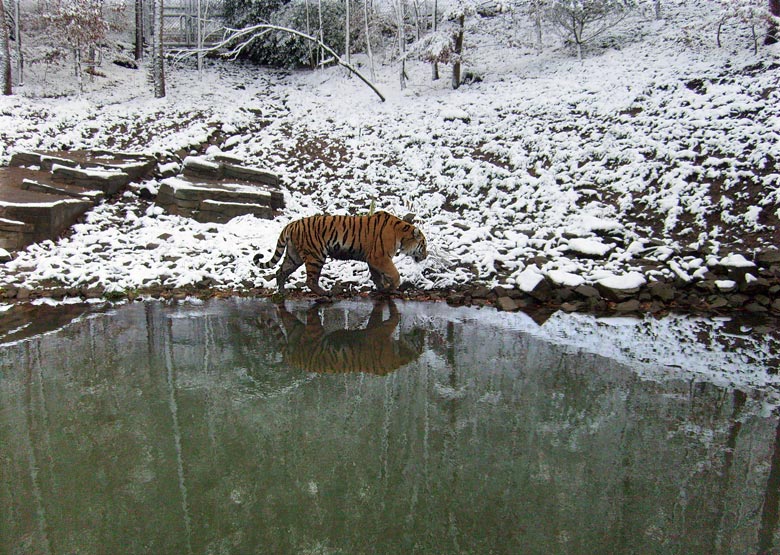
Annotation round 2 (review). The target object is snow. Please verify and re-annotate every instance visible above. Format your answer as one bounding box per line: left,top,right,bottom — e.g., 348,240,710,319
547,269,586,287
0,1,777,298
567,238,614,257
719,253,756,268
515,267,545,292
596,272,647,291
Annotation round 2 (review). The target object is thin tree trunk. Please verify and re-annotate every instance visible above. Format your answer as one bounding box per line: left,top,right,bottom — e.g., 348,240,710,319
318,0,324,67
363,0,375,81
305,0,314,67
0,0,11,95
153,0,166,98
135,0,145,60
534,8,542,53
766,0,780,45
14,0,23,86
431,0,439,80
345,0,350,66
397,0,406,90
451,13,464,89
654,0,661,20
196,0,203,74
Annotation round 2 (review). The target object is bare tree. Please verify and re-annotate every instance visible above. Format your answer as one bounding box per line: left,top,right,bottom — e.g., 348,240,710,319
547,0,634,59
528,0,544,53
0,0,11,95
40,0,114,90
152,0,165,97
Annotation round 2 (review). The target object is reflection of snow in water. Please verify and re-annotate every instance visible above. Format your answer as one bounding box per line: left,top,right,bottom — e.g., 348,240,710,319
394,300,780,397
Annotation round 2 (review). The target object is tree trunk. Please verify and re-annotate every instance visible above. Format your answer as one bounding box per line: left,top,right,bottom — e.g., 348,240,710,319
397,0,406,90
0,0,10,95
135,0,144,60
14,0,23,86
654,0,662,20
534,6,542,54
196,0,203,74
451,13,464,89
766,0,780,45
345,0,350,66
152,0,165,98
363,0,375,80
431,0,439,80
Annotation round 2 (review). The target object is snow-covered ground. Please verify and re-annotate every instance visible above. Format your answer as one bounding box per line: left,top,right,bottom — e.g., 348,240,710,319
0,0,778,297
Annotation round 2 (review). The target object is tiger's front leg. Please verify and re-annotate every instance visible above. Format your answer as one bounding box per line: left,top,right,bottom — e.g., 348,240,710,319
368,258,400,292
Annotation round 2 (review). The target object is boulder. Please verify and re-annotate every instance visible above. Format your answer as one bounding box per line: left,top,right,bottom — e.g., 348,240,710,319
495,296,521,312
595,272,646,302
647,280,676,302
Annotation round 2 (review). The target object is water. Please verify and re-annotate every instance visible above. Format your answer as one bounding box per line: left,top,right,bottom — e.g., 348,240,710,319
1,298,779,555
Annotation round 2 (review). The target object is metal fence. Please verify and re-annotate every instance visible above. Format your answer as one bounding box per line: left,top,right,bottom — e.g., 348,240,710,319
163,0,225,48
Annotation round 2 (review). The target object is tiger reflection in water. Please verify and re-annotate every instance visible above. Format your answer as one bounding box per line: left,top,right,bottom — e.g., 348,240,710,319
262,300,425,376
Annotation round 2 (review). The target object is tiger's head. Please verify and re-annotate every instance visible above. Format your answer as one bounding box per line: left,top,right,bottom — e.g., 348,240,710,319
400,225,428,263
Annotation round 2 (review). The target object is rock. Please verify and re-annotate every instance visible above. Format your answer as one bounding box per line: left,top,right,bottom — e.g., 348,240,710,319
707,296,729,309
595,272,646,302
495,296,520,312
16,287,31,300
566,238,615,259
772,299,780,313
470,285,491,299
615,299,641,312
0,248,11,263
516,269,552,302
745,302,768,313
648,280,676,302
2,286,18,299
741,276,770,295
113,57,139,70
574,284,601,299
561,301,583,312
757,249,780,266
713,253,756,283
728,294,749,308
553,287,576,303
86,287,106,299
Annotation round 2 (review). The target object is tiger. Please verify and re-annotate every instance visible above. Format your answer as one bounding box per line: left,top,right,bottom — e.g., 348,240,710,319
253,210,428,296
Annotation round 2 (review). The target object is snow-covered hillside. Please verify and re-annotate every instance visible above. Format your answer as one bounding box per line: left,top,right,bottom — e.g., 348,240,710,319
0,0,778,301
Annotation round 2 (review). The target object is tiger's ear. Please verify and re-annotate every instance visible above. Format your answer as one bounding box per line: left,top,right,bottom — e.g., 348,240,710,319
403,213,416,224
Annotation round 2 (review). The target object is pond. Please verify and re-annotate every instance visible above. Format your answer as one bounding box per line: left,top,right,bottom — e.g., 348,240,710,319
1,298,780,554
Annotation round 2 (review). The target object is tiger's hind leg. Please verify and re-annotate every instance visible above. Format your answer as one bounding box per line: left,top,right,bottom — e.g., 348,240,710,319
276,248,303,293
304,259,330,297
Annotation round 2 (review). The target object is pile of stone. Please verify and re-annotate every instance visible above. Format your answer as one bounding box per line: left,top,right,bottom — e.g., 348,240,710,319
446,247,780,317
154,153,284,224
0,149,155,250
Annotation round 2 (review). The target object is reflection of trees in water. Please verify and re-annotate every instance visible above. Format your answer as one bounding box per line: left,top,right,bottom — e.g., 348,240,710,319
1,300,780,553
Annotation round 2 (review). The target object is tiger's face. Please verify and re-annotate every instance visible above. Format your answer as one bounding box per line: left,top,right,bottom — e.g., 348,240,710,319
400,227,428,263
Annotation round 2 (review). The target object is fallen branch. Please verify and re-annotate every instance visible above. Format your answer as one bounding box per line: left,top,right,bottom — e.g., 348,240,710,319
176,23,386,102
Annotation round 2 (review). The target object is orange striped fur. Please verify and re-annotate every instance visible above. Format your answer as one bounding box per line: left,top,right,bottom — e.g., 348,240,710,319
254,211,427,295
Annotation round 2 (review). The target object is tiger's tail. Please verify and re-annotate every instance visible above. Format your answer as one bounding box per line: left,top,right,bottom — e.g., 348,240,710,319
254,227,289,269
